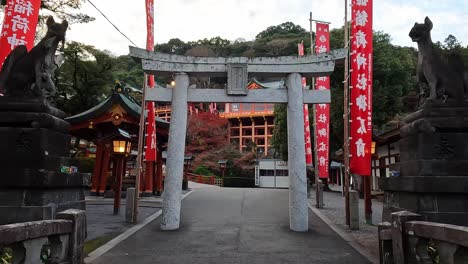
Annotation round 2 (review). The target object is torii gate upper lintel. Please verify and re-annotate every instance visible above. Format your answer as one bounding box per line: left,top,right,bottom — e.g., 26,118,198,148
129,46,346,232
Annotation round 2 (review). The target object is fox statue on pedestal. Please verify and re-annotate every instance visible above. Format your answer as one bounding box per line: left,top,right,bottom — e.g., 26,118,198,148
409,16,468,106
0,16,68,99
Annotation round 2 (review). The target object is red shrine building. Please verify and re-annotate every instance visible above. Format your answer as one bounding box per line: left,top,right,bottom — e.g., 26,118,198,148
154,79,284,155
219,79,284,154
66,82,169,197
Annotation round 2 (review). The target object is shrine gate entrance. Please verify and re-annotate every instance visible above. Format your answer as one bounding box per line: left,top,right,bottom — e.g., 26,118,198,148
130,47,345,232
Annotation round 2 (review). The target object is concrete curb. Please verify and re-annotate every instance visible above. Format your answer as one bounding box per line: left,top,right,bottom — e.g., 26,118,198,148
85,190,194,263
308,203,379,264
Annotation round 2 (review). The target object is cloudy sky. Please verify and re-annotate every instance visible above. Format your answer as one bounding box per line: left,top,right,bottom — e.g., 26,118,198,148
2,0,468,55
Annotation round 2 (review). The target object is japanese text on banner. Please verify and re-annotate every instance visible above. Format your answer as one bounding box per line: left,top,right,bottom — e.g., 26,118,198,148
314,23,330,179
350,0,373,176
144,0,157,161
0,0,41,67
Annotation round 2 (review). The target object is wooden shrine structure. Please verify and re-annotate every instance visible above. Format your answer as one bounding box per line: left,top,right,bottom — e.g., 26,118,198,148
220,79,286,154
66,82,169,198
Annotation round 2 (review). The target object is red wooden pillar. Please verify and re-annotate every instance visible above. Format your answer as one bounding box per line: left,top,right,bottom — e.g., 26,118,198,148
98,147,111,195
90,144,104,195
144,161,154,196
364,175,372,224
155,150,163,195
139,169,145,194
113,156,124,215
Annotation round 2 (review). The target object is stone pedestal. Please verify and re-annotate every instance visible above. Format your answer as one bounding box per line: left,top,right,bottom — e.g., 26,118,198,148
0,98,86,225
380,102,468,226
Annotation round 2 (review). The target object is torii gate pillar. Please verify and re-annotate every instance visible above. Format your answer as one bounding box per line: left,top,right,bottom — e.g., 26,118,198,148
286,73,308,231
161,73,189,230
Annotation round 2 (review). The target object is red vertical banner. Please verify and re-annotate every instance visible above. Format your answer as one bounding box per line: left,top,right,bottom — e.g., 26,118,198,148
144,0,157,161
0,0,41,67
350,0,373,176
315,23,331,179
298,42,313,166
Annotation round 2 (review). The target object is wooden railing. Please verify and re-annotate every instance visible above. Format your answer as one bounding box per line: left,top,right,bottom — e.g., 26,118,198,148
187,173,223,186
378,211,468,264
0,209,86,264
214,178,223,187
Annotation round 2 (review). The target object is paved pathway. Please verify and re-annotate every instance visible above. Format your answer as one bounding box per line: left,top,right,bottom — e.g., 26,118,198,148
92,188,370,264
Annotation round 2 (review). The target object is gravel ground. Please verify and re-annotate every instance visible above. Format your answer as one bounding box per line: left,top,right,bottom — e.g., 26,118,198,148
309,186,383,261
85,189,192,242
86,203,161,241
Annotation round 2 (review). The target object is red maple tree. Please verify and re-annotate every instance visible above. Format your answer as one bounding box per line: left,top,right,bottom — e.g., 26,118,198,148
185,112,254,176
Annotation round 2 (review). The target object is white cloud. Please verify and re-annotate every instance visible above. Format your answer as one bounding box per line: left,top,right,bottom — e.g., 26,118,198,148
0,0,467,55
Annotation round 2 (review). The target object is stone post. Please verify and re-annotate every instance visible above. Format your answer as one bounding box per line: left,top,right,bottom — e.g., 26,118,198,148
390,211,423,264
378,221,393,264
349,190,359,230
161,73,189,230
125,187,136,223
57,209,86,264
317,180,324,208
286,73,308,232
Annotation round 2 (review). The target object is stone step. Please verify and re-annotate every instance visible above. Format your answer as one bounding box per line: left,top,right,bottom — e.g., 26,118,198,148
379,176,468,193
392,160,468,176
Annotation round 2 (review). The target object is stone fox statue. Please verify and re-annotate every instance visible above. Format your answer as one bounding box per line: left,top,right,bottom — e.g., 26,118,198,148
0,16,68,97
409,16,467,105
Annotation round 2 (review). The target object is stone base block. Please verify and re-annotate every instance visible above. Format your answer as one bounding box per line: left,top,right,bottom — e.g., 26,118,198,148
0,200,85,225
379,176,468,193
399,132,468,161
0,127,70,160
0,170,86,188
381,176,468,227
0,111,70,133
383,202,468,227
395,160,468,176
0,188,85,207
0,97,66,118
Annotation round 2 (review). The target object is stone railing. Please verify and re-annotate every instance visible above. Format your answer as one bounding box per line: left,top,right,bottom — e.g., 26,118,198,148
0,209,86,264
378,211,468,264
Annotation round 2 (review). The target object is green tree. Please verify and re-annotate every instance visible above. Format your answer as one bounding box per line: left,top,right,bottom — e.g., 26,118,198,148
154,38,192,55
111,55,144,88
271,104,288,160
443,34,462,50
40,0,94,24
55,42,114,115
256,22,307,40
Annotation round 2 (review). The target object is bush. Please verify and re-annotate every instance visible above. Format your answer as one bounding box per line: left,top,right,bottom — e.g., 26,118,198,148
223,177,255,188
74,157,95,173
193,165,213,176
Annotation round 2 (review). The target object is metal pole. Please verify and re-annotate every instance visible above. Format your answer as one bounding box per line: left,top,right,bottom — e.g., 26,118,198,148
273,152,277,189
310,12,320,208
340,165,344,196
343,0,351,226
364,175,372,224
132,74,148,223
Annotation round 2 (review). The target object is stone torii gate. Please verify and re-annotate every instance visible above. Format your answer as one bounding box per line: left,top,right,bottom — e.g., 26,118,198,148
130,47,346,232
